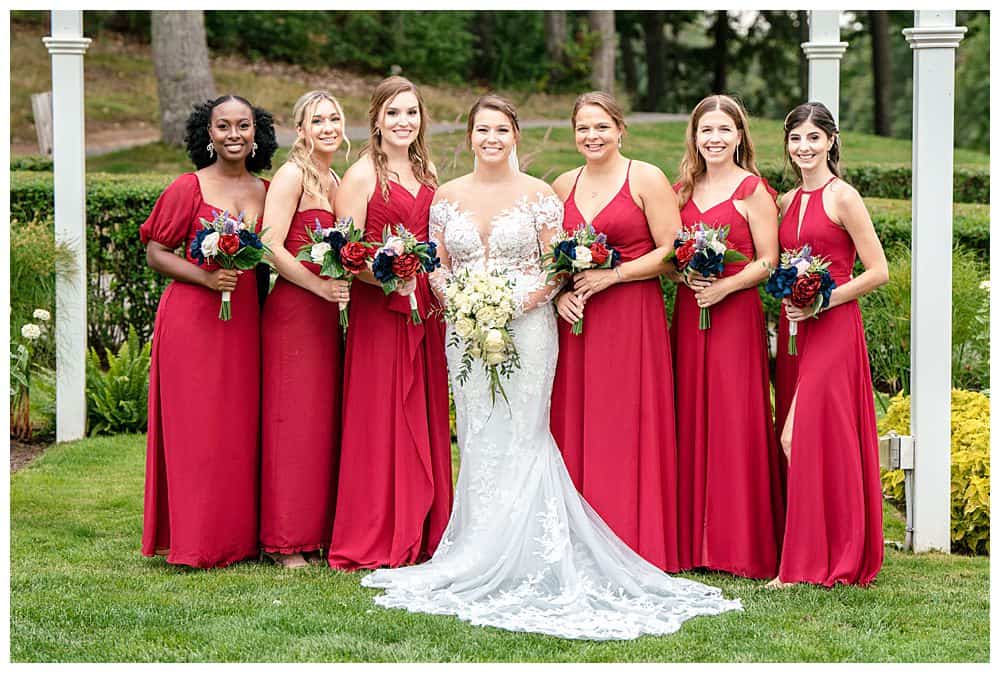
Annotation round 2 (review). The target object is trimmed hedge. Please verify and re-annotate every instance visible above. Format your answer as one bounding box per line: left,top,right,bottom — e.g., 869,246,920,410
11,171,174,357
759,163,989,205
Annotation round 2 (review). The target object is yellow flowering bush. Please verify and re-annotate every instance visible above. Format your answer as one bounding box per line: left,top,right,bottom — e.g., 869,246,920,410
879,390,990,554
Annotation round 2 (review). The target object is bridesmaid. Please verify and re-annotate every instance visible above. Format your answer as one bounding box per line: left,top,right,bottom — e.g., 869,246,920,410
259,91,350,568
327,76,453,570
771,102,888,588
550,92,685,572
140,95,277,568
669,95,784,578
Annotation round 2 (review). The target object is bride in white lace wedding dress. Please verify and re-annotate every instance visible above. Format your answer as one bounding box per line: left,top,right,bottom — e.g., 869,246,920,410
361,96,741,640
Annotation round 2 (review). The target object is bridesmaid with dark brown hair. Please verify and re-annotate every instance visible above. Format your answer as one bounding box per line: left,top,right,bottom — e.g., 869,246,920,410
327,76,453,570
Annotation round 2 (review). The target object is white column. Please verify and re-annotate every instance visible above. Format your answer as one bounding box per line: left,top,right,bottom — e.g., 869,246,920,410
43,12,91,442
903,11,966,553
801,11,848,124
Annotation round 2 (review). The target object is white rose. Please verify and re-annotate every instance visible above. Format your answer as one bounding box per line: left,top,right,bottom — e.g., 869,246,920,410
485,350,506,366
709,239,728,255
571,245,593,269
445,283,460,299
477,306,497,326
310,241,332,264
21,323,41,340
33,309,51,322
484,329,506,353
454,317,475,339
201,231,220,258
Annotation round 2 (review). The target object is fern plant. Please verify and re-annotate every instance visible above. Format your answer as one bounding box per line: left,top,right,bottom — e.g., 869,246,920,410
85,326,151,435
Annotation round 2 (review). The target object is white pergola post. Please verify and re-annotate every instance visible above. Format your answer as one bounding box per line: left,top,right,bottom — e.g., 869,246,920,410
802,11,848,123
43,11,91,442
903,11,966,553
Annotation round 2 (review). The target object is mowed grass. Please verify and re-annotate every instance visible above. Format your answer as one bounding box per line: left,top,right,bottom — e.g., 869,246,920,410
10,434,989,662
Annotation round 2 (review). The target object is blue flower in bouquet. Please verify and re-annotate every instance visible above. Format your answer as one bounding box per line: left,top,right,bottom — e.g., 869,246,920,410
610,247,622,267
765,265,798,298
819,270,836,307
237,228,263,249
422,241,441,272
687,247,724,277
556,239,577,260
325,229,348,258
371,251,396,283
190,227,213,264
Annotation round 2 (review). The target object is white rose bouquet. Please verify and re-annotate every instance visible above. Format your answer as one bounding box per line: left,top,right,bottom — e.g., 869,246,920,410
443,268,522,408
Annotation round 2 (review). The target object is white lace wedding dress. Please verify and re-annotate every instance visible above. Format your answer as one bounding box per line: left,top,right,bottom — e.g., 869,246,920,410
361,191,742,640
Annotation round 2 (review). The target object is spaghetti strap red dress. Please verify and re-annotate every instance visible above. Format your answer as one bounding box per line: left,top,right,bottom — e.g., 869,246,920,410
259,208,342,555
774,179,884,586
140,172,263,568
670,174,784,578
550,162,682,572
328,180,453,570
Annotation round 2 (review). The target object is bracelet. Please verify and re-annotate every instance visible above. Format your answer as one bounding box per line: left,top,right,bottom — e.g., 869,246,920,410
614,267,623,282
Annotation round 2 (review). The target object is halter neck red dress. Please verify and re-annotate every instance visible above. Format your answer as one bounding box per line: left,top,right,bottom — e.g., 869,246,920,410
774,178,883,586
140,172,264,568
260,207,343,556
670,174,784,578
550,161,682,572
328,179,453,570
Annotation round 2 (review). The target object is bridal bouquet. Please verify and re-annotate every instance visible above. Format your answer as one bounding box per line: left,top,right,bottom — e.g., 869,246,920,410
542,223,621,335
190,209,270,320
663,221,747,330
370,224,441,324
296,215,371,330
764,244,837,355
444,268,522,408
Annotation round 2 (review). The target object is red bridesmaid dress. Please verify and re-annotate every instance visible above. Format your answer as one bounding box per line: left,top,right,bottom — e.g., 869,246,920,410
670,174,784,578
140,172,262,568
550,161,682,572
774,177,884,586
259,208,342,556
327,180,453,570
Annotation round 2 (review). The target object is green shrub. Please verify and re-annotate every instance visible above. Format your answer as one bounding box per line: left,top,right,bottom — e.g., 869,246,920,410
10,155,53,171
866,198,990,256
85,326,151,436
759,163,989,205
878,390,990,555
859,244,989,396
11,171,173,357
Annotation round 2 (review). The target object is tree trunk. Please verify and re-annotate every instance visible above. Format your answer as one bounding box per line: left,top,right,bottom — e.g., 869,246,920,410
544,11,567,66
643,11,666,110
151,11,216,146
797,10,809,100
589,11,616,93
870,10,893,136
617,13,639,97
711,10,729,93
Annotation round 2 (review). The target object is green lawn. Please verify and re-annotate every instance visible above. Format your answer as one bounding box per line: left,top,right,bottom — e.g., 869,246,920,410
10,433,989,662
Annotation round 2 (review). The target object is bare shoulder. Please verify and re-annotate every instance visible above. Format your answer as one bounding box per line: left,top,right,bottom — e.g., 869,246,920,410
778,190,796,209
432,173,472,204
521,173,556,199
550,167,581,200
270,161,303,186
828,177,864,207
341,155,376,186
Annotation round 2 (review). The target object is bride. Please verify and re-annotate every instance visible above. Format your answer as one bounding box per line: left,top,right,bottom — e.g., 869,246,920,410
361,95,742,640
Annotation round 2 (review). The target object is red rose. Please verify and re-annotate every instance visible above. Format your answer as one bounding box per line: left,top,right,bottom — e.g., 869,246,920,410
790,273,823,308
219,233,241,255
392,252,422,280
340,241,369,274
590,242,610,265
675,239,696,269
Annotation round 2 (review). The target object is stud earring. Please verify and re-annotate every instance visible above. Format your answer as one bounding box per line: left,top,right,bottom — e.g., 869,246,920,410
251,141,258,158
206,142,214,158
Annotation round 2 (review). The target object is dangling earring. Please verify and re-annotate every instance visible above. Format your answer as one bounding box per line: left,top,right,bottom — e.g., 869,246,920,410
251,141,258,158
617,135,623,149
206,142,214,158
734,144,741,165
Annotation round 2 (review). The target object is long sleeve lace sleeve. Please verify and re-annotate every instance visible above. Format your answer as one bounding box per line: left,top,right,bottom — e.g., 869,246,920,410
514,194,566,317
428,201,454,306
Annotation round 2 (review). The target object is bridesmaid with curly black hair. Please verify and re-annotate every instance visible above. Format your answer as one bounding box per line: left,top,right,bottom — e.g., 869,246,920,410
140,94,277,568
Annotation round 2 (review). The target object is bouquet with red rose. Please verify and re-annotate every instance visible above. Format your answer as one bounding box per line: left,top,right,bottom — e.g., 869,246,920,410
296,215,372,330
370,224,441,324
191,209,271,320
542,223,621,335
764,244,837,355
663,221,747,330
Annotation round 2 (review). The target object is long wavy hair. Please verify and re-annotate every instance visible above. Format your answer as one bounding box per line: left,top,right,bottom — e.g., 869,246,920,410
675,94,760,207
783,101,842,184
287,90,348,210
363,76,436,201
